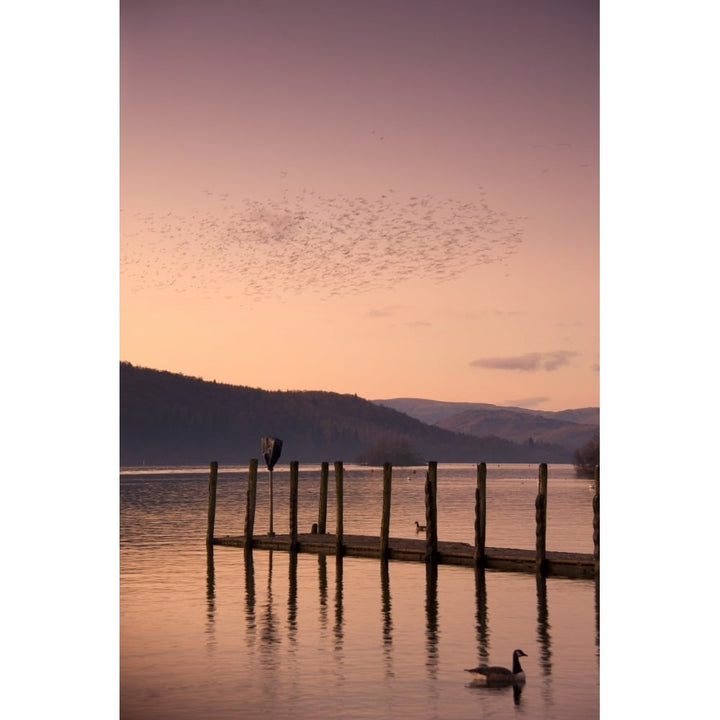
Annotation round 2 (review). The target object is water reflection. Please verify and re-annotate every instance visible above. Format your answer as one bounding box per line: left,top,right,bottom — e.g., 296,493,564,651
425,562,439,678
288,550,298,644
536,571,553,706
594,577,600,651
536,572,552,676
474,566,489,667
261,550,280,671
205,544,216,652
245,546,256,643
233,548,576,713
381,559,393,678
334,555,344,654
318,554,328,631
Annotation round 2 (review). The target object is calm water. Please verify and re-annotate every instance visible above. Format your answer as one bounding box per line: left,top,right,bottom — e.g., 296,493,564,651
120,463,599,719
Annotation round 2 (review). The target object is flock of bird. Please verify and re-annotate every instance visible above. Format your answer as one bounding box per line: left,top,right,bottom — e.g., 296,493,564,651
120,187,525,303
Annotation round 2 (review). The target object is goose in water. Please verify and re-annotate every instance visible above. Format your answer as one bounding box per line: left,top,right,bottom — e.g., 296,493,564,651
415,521,427,532
465,649,527,687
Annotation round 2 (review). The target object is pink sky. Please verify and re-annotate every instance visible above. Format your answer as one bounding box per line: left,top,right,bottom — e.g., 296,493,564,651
120,0,599,410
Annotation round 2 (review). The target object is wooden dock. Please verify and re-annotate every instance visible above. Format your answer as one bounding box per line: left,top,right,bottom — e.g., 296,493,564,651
208,459,599,581
213,533,595,579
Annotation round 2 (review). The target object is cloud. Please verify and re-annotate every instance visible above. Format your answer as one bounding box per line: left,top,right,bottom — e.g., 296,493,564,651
470,350,577,372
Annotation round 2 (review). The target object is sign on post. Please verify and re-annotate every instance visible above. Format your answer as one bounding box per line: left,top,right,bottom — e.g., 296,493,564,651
261,437,283,536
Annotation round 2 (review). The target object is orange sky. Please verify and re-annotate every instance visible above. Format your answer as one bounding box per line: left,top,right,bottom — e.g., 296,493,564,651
120,0,599,410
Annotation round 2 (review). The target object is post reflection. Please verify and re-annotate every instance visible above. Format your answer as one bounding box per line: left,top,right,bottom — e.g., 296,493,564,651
536,572,552,675
594,576,600,650
380,559,393,677
288,550,298,643
318,554,328,631
425,561,439,678
244,547,256,643
334,555,344,653
260,550,280,670
223,547,575,711
205,543,216,651
536,571,553,707
474,566,490,667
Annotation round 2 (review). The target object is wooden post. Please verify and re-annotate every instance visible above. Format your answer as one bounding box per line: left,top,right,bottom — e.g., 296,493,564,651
318,461,329,534
593,464,600,576
268,466,275,537
289,460,299,551
380,462,393,560
474,462,487,567
425,461,438,563
535,462,548,573
335,461,344,557
206,461,218,546
244,458,258,550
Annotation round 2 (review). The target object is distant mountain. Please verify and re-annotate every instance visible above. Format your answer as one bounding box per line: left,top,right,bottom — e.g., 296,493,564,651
120,363,575,466
373,398,599,453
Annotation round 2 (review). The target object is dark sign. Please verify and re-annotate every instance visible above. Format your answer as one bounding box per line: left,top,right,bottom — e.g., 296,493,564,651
261,437,283,471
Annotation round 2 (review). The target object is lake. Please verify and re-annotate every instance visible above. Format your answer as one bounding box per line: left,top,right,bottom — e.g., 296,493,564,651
120,463,598,719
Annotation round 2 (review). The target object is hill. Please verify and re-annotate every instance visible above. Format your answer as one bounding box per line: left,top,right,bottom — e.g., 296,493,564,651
119,363,575,466
373,398,599,453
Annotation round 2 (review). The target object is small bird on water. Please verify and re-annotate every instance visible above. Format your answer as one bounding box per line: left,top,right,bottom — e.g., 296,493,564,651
465,649,528,687
415,521,427,532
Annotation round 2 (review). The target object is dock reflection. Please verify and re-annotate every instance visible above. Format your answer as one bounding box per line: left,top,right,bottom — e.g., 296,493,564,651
244,547,256,643
425,561,439,678
260,550,280,671
288,550,298,643
594,576,600,650
380,559,393,677
318,553,328,630
474,566,489,666
205,544,216,652
536,572,552,675
536,571,553,706
334,555,344,652
231,548,563,697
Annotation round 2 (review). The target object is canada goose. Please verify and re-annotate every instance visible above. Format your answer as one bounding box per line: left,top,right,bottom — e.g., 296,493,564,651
415,521,427,532
465,649,527,686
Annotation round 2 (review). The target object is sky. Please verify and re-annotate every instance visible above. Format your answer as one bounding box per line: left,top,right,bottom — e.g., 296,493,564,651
120,0,599,411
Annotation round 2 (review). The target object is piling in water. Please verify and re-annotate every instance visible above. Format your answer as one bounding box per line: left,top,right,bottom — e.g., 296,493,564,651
425,461,438,564
206,461,218,547
335,461,344,557
536,462,548,574
380,462,392,560
318,461,329,534
244,458,258,552
592,464,600,575
289,461,299,551
474,462,487,568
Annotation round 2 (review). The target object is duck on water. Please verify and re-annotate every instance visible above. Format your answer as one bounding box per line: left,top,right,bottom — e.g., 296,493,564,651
465,649,528,687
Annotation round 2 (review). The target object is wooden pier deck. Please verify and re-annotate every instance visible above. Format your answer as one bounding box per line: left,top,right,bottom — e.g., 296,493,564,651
213,533,595,579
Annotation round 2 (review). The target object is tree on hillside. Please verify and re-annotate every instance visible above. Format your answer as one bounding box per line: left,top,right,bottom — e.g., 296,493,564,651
573,433,599,478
